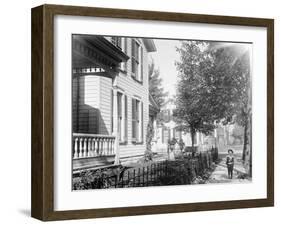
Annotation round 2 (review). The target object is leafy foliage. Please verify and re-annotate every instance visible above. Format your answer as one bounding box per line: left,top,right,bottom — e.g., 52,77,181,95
174,41,251,153
208,44,251,126
208,44,251,160
149,60,169,107
144,119,154,161
174,41,216,146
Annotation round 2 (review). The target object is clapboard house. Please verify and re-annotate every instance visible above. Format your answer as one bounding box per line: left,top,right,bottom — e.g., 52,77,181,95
72,35,157,172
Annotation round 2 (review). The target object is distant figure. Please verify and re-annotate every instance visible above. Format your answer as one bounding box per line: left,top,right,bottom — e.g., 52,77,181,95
226,149,234,179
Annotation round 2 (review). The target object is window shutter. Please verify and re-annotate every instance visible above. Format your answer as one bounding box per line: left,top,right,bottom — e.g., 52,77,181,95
135,100,139,140
141,101,143,142
140,46,143,82
111,89,113,134
124,38,127,72
125,95,128,141
131,39,135,78
132,98,136,140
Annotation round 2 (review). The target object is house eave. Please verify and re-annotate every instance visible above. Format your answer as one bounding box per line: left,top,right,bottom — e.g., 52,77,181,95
143,39,157,52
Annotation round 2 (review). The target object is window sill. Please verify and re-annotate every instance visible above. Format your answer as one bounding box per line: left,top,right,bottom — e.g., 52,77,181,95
131,74,143,85
119,141,128,145
119,69,127,75
131,140,144,145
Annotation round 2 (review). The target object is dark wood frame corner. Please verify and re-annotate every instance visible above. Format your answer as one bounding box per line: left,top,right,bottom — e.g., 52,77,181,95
31,4,274,221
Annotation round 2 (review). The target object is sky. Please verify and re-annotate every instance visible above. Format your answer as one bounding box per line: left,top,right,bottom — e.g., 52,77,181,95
149,39,181,98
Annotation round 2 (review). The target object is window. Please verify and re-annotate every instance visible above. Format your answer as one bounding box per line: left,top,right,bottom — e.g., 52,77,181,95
120,38,127,72
111,37,122,49
163,128,170,144
111,90,113,134
132,98,143,143
111,91,128,143
162,109,171,123
131,39,143,83
175,129,182,140
117,92,123,141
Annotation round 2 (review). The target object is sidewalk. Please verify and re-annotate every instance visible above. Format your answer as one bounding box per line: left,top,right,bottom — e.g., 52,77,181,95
207,155,251,184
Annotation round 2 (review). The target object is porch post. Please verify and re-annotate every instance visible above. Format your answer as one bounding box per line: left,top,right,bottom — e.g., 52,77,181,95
153,118,157,140
113,87,120,165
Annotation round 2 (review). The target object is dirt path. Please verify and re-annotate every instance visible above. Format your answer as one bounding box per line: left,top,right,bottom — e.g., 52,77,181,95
207,156,251,184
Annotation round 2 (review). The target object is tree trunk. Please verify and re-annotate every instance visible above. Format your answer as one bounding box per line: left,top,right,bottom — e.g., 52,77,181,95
191,129,195,148
242,121,248,161
190,128,196,157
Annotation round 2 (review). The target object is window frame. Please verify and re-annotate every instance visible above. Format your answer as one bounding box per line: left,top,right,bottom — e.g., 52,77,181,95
131,97,143,144
131,39,143,84
112,89,128,144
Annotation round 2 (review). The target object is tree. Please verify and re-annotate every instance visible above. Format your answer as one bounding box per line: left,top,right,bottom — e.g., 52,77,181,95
209,44,251,162
144,119,154,161
174,41,217,147
149,60,168,108
174,41,251,159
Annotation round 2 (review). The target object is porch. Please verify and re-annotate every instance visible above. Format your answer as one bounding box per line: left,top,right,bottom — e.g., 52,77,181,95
72,35,129,171
72,133,116,172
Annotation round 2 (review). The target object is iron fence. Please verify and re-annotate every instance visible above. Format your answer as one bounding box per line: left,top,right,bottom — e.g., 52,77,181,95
73,147,219,190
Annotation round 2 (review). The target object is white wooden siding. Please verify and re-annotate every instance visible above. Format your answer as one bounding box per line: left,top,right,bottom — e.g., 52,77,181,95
117,39,150,162
72,38,151,164
72,75,100,134
99,77,112,135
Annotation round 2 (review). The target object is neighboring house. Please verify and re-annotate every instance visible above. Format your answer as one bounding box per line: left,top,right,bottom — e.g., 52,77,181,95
72,35,156,172
154,99,215,152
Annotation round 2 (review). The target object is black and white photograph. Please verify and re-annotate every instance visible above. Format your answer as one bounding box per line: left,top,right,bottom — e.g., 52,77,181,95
72,35,252,190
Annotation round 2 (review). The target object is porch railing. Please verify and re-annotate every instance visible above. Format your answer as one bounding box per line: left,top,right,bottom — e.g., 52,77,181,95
73,133,116,158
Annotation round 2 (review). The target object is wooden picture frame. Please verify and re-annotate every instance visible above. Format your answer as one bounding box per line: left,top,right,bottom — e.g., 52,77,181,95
31,4,274,221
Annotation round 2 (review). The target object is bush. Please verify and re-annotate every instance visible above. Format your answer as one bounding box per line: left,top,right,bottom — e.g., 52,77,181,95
178,139,185,151
73,166,126,190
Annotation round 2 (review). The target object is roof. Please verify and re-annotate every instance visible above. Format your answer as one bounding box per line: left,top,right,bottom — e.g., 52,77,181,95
143,39,157,52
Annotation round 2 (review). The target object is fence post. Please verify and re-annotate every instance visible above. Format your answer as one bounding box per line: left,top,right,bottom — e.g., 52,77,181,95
146,166,149,186
133,169,136,187
127,171,130,187
166,160,168,177
138,168,141,186
142,167,145,186
150,164,153,183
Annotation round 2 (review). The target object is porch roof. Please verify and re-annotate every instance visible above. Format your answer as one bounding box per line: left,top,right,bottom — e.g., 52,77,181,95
143,39,157,52
72,35,130,78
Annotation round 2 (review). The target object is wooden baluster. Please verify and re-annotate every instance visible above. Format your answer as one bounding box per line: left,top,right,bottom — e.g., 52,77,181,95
73,138,78,159
95,137,100,156
103,138,106,155
106,138,110,155
108,138,111,155
102,138,106,156
92,138,96,157
88,138,92,157
112,138,115,154
99,138,103,156
95,138,99,156
103,138,106,156
95,138,98,156
99,138,102,156
109,138,112,155
79,138,83,158
83,138,87,157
